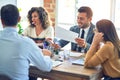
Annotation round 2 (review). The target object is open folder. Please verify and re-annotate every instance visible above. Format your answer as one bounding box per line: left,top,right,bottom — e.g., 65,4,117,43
55,26,78,43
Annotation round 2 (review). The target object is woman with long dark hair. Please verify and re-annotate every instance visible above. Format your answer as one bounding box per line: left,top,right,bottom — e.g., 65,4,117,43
84,19,120,80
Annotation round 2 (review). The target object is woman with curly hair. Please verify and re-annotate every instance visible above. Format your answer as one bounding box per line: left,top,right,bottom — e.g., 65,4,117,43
23,7,54,43
23,7,54,80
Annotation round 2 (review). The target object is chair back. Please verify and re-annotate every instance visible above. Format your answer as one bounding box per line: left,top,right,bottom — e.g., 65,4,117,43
0,74,11,80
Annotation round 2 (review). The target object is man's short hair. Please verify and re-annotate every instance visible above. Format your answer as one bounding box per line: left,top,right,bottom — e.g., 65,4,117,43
78,6,93,18
0,4,19,26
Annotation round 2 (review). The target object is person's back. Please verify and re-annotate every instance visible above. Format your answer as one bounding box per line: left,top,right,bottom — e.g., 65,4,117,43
0,4,52,80
0,28,32,79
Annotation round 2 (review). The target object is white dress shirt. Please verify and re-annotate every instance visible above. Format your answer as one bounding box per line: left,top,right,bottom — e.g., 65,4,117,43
79,26,90,40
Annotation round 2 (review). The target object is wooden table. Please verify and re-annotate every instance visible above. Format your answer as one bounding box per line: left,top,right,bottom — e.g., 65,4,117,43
29,56,102,80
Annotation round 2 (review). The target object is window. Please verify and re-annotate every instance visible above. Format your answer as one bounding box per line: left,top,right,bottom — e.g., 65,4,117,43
56,0,76,30
56,0,120,38
115,0,120,37
76,0,111,24
56,0,111,28
17,0,43,30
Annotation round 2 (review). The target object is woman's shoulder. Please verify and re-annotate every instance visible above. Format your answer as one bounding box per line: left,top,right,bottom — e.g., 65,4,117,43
25,26,35,30
102,41,114,50
46,26,54,31
102,41,114,55
47,26,54,29
105,41,114,47
22,26,35,35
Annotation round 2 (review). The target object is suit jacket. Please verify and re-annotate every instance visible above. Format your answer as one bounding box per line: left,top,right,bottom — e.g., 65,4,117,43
58,23,95,52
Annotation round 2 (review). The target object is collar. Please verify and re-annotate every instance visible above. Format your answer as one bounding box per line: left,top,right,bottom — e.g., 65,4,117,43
3,27,17,32
81,24,90,33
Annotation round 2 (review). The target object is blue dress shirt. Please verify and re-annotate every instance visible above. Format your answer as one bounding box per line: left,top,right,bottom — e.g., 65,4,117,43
0,27,52,80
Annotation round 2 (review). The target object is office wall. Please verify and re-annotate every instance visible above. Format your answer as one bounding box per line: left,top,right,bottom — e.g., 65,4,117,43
0,0,16,30
44,0,56,27
0,0,56,29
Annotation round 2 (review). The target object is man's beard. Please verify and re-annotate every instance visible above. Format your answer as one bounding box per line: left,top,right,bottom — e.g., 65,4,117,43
80,23,90,29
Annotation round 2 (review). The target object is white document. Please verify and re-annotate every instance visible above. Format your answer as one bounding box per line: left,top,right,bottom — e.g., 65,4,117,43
52,60,63,67
72,58,84,66
55,26,78,43
69,52,83,57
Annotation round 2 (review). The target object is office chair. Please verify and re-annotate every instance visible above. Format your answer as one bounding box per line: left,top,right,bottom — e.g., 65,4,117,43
0,74,11,80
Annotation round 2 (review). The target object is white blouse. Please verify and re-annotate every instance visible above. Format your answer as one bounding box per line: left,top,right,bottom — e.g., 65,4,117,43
23,26,54,39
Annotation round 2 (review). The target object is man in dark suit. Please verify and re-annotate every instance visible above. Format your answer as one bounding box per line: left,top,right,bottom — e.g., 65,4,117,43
58,6,95,53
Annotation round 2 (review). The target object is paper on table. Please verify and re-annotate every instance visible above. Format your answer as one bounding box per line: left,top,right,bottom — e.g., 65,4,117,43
69,52,83,57
30,60,62,68
72,58,84,66
52,60,63,67
55,26,78,43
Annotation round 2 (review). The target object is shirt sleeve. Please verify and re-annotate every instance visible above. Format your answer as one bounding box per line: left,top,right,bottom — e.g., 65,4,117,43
28,39,52,72
84,44,111,68
45,26,54,39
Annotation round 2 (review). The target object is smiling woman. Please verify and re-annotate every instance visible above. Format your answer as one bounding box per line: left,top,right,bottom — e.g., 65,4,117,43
22,7,54,50
17,0,43,30
23,7,54,39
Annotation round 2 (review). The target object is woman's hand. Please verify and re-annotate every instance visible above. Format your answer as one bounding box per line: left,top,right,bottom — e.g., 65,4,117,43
52,43,61,50
45,38,61,50
91,32,104,48
92,32,104,45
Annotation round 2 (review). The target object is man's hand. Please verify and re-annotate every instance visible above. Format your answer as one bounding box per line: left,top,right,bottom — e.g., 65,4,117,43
45,38,61,50
52,44,61,50
75,38,86,48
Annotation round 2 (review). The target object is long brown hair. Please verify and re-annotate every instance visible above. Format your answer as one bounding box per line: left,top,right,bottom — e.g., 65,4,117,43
96,19,120,58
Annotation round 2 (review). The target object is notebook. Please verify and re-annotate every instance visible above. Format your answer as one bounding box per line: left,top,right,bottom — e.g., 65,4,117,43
69,52,83,57
72,58,84,66
30,60,62,68
52,60,63,67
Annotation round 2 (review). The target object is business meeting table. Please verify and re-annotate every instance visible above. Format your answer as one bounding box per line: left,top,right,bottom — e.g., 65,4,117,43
29,51,102,80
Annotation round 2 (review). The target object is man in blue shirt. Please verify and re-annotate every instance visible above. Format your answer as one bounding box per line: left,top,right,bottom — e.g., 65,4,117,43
0,4,52,80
